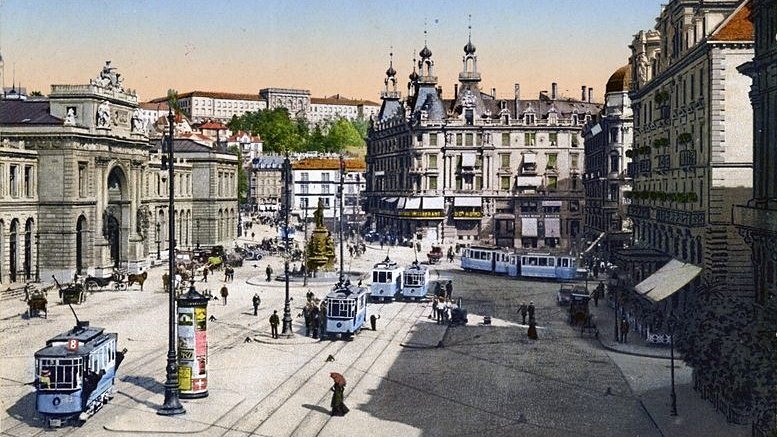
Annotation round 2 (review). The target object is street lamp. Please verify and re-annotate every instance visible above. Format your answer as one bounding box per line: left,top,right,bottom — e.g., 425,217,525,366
195,219,200,250
157,107,185,416
303,197,309,287
667,315,678,416
281,152,293,336
34,232,40,282
155,222,161,260
338,155,345,282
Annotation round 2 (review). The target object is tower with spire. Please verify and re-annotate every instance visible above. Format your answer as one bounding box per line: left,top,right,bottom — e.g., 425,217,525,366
377,51,402,123
411,27,446,121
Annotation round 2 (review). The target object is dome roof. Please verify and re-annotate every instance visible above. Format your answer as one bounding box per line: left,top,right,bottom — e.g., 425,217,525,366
606,64,632,93
409,70,419,81
386,65,396,77
464,39,476,55
419,45,432,59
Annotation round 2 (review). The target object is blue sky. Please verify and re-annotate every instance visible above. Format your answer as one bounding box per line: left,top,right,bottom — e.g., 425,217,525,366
0,0,665,101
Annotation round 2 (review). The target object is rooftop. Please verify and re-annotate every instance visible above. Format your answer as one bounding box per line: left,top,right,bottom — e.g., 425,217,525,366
292,157,366,171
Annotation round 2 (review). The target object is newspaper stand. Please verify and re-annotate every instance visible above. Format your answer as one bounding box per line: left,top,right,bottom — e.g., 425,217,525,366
177,282,209,398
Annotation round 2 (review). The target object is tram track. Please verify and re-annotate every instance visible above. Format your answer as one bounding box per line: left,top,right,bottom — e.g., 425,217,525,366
215,300,424,437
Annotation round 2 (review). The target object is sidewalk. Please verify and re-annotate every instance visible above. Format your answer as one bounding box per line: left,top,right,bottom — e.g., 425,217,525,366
589,295,674,360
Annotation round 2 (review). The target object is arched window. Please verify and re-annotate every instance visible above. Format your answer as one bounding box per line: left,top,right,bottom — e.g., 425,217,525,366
24,218,33,280
9,219,18,282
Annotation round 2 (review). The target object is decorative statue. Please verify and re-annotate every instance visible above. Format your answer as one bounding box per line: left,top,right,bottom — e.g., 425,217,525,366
313,198,325,227
64,108,76,126
637,52,648,86
462,89,475,107
136,205,150,238
131,108,144,133
95,60,125,91
97,100,111,128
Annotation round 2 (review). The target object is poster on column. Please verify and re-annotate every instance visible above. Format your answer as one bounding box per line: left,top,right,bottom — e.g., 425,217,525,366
177,302,208,397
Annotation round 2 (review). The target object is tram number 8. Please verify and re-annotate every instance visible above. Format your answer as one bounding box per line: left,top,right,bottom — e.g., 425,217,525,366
66,339,79,351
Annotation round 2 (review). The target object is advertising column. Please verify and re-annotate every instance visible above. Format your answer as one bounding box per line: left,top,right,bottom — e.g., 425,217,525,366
177,284,209,398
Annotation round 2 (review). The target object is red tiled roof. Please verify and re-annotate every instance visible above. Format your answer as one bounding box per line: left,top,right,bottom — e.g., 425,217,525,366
292,158,366,171
709,0,753,42
140,101,170,110
199,121,227,130
227,130,261,142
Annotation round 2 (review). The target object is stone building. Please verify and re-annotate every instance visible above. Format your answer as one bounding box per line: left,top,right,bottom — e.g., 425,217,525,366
617,0,757,427
308,95,380,125
582,65,634,261
259,88,310,118
366,39,600,248
0,63,239,284
148,91,267,123
249,155,285,210
291,157,366,226
733,0,777,433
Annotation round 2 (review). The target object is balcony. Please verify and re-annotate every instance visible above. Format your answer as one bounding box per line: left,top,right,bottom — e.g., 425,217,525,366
639,159,651,174
679,150,697,167
627,204,651,219
656,208,706,227
656,154,670,171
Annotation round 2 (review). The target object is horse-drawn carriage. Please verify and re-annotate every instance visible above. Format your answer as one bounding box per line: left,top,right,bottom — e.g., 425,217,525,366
427,246,444,264
82,269,148,292
53,276,87,305
26,286,48,318
567,292,598,337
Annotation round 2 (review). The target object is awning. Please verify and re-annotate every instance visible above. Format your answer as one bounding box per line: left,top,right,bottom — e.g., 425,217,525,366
522,153,537,164
396,198,406,209
542,200,562,207
515,176,543,186
454,197,482,207
385,197,398,203
635,259,702,303
404,197,421,209
461,153,476,167
582,232,606,255
494,213,515,220
545,218,561,237
521,218,538,237
422,196,444,210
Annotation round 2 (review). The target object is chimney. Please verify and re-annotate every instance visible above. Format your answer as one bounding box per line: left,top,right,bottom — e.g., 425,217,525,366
437,86,443,97
454,84,459,100
588,87,593,103
491,87,496,97
581,85,586,101
514,83,521,115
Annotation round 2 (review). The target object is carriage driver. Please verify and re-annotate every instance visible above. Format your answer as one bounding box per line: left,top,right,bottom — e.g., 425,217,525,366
38,368,51,389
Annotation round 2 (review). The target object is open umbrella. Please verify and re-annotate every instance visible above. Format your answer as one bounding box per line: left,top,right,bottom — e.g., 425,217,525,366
329,372,346,386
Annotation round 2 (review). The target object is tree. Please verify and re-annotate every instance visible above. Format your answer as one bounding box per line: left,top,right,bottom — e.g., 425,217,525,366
29,90,43,96
324,118,365,155
227,108,304,153
167,89,181,114
228,145,249,204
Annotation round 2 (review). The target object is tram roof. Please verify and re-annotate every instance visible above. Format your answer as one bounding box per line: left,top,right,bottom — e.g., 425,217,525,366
326,285,367,300
404,262,428,273
36,330,116,358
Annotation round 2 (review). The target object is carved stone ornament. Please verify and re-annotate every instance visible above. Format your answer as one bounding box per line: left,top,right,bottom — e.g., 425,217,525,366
92,60,125,93
97,100,111,128
136,205,150,239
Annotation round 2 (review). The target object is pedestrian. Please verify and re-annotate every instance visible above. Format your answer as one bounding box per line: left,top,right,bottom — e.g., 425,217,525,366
329,374,349,416
320,302,327,339
447,246,455,263
593,263,600,278
518,302,528,325
445,280,453,300
220,285,228,305
303,305,312,337
252,293,261,316
266,264,273,282
593,288,599,307
251,231,255,240
312,309,320,339
431,298,438,322
527,301,535,321
370,314,378,331
380,238,384,249
527,318,538,340
349,245,354,258
202,267,209,283
224,266,230,282
620,318,630,343
269,310,280,339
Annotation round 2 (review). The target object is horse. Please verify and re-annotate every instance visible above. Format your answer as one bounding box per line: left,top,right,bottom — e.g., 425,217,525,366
127,271,148,291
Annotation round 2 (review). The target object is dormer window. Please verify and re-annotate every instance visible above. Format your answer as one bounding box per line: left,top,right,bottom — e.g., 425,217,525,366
571,113,579,125
524,113,535,125
547,108,558,125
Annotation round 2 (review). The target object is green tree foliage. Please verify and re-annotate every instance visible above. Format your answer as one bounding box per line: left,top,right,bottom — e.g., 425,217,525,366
167,89,181,114
29,90,43,96
227,145,249,204
227,108,304,153
324,118,365,154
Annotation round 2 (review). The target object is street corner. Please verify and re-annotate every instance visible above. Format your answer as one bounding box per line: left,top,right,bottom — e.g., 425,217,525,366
103,388,245,435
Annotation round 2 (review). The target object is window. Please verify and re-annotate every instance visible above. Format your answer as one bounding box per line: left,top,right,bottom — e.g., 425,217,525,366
455,177,463,190
322,185,329,194
500,176,511,190
569,200,580,212
502,133,510,146
475,155,483,169
547,176,558,190
429,133,437,146
23,166,32,197
465,134,474,146
456,134,463,146
301,172,309,182
570,154,579,169
475,176,482,190
549,133,558,145
301,185,309,194
428,155,438,169
9,165,18,198
571,134,579,147
610,128,619,143
546,153,558,169
428,176,438,190
609,184,619,202
500,153,510,169
322,173,330,182
524,132,536,146
610,155,619,173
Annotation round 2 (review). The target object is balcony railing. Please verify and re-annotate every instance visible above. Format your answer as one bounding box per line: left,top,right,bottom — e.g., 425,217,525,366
639,159,651,174
656,208,706,227
680,150,697,167
627,204,651,219
657,154,670,171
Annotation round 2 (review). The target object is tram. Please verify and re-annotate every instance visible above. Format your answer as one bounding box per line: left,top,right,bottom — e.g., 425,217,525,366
400,261,430,301
461,246,581,281
34,321,125,427
325,281,369,340
369,256,404,302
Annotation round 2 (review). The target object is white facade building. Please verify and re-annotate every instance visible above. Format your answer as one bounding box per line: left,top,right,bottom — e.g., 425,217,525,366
308,95,380,125
149,91,267,123
291,158,366,224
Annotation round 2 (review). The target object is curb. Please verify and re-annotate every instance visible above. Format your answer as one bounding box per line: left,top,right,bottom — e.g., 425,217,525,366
596,336,677,360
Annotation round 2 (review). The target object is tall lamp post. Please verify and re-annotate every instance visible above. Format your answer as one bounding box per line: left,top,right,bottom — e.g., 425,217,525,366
157,108,185,416
34,232,40,282
303,197,309,287
155,222,161,260
338,155,345,282
281,152,293,336
195,219,200,250
667,315,678,416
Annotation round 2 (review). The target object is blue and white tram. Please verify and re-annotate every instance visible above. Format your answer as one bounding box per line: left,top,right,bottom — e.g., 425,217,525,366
370,256,404,302
517,253,580,280
461,246,512,274
401,261,430,300
325,283,368,339
34,321,125,427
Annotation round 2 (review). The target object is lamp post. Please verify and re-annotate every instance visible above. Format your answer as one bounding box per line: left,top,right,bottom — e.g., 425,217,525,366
34,232,40,282
338,155,345,282
281,153,293,336
303,197,309,287
667,315,678,416
158,107,185,416
155,222,161,260
195,219,200,250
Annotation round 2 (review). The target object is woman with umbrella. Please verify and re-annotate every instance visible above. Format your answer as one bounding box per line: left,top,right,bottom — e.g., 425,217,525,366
329,372,349,416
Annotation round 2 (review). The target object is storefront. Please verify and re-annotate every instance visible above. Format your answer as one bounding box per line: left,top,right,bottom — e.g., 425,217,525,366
452,197,482,241
397,196,444,242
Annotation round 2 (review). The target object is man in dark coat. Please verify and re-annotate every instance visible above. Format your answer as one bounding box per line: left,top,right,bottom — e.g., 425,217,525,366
527,301,535,321
620,318,630,343
266,264,273,282
370,314,378,331
220,285,229,305
518,302,528,324
269,310,280,339
445,281,453,300
252,293,261,316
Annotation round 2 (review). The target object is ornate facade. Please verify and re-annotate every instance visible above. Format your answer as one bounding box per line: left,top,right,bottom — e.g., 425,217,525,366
0,63,239,284
366,40,600,249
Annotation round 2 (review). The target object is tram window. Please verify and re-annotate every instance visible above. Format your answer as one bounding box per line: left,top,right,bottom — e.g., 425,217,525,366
529,257,538,266
378,272,386,283
386,272,392,282
548,258,555,267
539,258,548,266
562,259,569,267
373,272,378,282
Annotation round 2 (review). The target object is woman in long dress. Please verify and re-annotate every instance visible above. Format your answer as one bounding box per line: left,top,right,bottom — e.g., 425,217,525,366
330,373,349,416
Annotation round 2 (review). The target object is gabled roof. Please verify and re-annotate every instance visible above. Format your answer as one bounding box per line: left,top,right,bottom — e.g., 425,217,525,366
198,121,228,130
140,101,170,111
709,0,753,42
292,157,366,171
228,130,261,143
0,99,62,125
